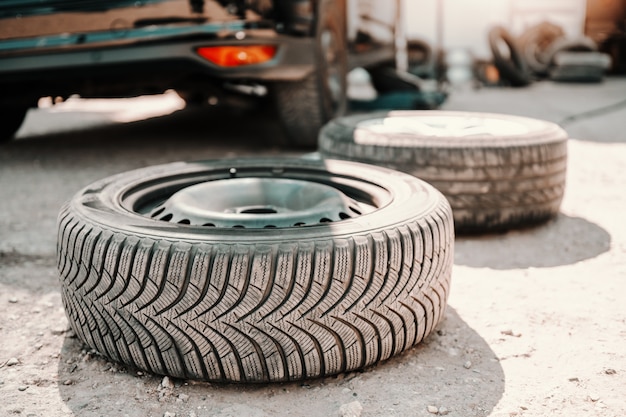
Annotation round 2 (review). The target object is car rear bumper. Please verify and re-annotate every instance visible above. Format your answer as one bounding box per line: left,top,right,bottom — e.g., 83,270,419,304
0,26,317,83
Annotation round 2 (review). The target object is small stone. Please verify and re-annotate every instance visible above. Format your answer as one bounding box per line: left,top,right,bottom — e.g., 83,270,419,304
178,393,189,402
589,393,600,402
438,406,450,415
136,371,144,376
342,387,352,394
9,297,18,303
18,386,28,391
501,329,522,337
6,357,19,366
161,376,175,390
568,377,580,382
339,400,363,417
63,379,73,386
464,360,472,369
164,412,176,417
604,368,617,375
427,405,439,414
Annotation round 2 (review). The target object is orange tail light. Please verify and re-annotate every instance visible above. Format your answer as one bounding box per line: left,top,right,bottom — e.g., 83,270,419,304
196,45,277,67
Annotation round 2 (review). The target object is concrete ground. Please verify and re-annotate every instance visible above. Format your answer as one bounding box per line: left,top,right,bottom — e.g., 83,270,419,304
0,77,625,417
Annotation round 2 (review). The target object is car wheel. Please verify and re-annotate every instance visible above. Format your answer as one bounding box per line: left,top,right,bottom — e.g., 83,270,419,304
319,111,569,233
488,26,532,87
272,0,348,148
0,105,29,143
57,157,453,382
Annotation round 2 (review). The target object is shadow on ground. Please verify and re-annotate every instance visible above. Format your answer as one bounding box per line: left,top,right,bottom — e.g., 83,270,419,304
58,308,504,417
454,214,611,269
6,103,296,167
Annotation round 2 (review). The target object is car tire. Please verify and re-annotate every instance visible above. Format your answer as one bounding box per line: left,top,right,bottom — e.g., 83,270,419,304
550,51,611,82
517,22,565,76
544,36,598,67
488,26,532,87
318,111,569,233
272,0,348,148
57,157,453,382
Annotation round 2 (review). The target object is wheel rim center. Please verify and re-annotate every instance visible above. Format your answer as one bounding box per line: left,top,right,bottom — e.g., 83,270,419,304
150,177,366,228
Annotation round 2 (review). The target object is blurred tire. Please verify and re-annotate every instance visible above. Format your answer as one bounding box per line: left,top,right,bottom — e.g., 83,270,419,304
550,51,611,82
544,36,598,66
319,111,569,233
517,21,565,76
488,26,532,87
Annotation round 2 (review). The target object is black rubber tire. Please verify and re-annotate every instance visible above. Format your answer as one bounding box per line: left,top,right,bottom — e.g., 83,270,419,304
0,105,29,143
366,65,424,95
318,111,569,233
272,0,348,148
488,26,532,87
550,51,611,82
57,157,453,383
407,39,433,68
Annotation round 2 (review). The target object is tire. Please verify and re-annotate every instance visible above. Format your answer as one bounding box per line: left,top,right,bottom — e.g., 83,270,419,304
57,157,453,383
544,36,598,67
367,66,421,94
407,39,432,69
272,0,348,148
407,39,437,80
550,51,611,82
488,26,532,87
0,105,29,143
517,22,565,76
318,111,569,233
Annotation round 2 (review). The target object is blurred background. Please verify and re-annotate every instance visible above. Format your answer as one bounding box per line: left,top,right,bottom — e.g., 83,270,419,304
406,0,588,59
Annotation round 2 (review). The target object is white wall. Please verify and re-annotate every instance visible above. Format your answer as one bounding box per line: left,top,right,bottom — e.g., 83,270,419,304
404,0,587,59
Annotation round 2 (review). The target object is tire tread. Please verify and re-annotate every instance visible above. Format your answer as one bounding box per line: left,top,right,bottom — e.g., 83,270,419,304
58,192,453,382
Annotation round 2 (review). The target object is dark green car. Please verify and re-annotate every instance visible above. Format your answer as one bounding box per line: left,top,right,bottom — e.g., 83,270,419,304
0,0,404,146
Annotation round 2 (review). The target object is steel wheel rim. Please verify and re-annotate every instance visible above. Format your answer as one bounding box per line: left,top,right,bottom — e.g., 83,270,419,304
120,165,388,229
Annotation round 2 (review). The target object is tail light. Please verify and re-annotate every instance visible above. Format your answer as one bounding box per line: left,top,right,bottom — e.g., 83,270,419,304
196,45,277,67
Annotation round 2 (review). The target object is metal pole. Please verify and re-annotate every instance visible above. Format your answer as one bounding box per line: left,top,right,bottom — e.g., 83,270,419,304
436,0,444,87
395,0,408,72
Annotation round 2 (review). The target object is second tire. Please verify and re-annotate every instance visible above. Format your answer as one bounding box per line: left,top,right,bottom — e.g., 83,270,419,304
319,111,569,233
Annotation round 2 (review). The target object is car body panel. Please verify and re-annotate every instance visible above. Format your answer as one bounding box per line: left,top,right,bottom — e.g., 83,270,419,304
0,0,399,102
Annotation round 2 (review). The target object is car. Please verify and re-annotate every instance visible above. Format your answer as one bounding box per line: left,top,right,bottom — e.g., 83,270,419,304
0,0,405,147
